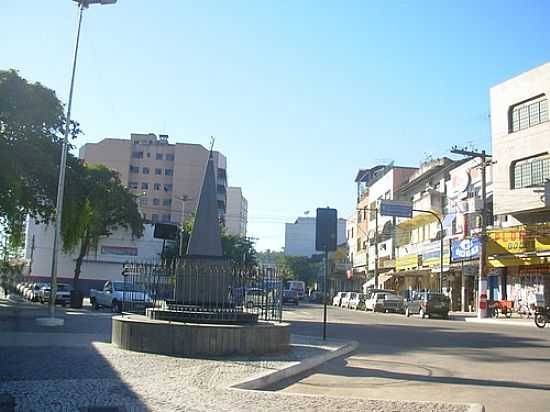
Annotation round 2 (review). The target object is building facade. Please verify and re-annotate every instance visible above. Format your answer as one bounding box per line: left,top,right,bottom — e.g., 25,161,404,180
226,187,248,237
80,133,228,226
285,217,347,257
489,62,550,306
25,220,164,295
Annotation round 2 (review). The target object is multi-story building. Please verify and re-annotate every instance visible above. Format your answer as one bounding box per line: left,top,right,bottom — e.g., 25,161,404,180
391,158,464,305
350,166,385,277
226,187,248,237
489,62,550,306
284,217,347,258
362,164,417,289
79,133,228,226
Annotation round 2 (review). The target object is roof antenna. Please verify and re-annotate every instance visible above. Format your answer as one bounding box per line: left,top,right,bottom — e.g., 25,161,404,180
209,136,215,153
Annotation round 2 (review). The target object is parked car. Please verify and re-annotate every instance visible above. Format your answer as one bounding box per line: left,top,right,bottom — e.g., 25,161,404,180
39,283,73,306
27,282,48,302
90,281,153,312
341,292,359,309
381,293,405,313
348,293,366,310
365,292,395,312
37,284,51,303
332,292,348,307
405,292,450,318
364,288,395,300
282,289,299,305
244,288,265,308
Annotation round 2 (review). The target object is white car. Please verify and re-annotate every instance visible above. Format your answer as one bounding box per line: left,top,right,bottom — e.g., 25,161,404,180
332,292,348,307
365,292,387,312
341,292,359,309
348,293,366,310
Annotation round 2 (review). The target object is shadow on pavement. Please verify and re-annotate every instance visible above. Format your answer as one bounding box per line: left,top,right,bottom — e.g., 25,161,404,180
0,297,149,411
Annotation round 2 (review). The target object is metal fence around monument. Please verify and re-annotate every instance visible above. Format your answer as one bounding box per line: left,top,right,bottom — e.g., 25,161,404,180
121,259,284,322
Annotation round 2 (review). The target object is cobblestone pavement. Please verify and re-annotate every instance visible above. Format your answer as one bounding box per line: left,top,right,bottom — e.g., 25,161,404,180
0,298,473,412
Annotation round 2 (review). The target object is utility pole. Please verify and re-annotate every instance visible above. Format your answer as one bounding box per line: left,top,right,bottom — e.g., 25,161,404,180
451,146,492,318
28,235,36,276
374,210,379,289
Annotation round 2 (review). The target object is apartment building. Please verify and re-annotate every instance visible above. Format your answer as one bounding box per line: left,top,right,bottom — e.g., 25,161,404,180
226,187,248,237
79,133,228,226
285,217,346,257
489,62,550,306
362,164,417,288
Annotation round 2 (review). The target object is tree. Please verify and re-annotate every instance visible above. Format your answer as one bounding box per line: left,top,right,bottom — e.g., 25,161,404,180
61,164,144,289
0,69,81,246
221,234,257,271
274,254,322,288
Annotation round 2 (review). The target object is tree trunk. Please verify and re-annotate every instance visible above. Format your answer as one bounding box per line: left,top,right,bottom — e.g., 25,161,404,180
73,231,90,292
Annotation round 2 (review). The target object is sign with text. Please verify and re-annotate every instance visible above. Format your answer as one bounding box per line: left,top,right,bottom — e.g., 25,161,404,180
379,200,413,218
451,237,480,262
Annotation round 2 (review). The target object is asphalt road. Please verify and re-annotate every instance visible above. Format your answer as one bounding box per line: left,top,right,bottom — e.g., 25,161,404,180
275,303,550,412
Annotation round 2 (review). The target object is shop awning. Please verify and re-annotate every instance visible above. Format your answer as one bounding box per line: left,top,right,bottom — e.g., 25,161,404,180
397,210,441,231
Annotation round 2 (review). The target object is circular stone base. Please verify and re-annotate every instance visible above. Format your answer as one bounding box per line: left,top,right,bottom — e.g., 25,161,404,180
112,315,290,356
35,317,65,327
146,308,258,324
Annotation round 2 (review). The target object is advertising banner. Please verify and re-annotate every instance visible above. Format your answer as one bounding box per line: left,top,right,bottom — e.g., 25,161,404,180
451,237,480,262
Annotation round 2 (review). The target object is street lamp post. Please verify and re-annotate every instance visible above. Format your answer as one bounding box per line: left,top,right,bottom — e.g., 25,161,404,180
46,0,117,323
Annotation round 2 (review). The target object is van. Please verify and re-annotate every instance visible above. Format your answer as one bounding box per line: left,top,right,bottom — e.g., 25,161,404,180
287,280,306,299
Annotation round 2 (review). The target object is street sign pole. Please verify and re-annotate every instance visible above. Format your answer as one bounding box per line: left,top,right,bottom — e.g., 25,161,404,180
323,249,328,340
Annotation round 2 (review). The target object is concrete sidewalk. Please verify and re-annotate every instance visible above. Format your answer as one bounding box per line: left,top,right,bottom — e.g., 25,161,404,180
449,311,541,328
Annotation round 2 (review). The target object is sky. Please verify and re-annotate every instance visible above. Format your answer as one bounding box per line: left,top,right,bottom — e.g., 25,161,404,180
1,1,549,251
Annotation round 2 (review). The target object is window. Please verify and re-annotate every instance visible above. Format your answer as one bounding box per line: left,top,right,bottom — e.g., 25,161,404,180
156,153,163,160
142,167,150,175
153,198,160,206
151,214,159,223
510,95,548,132
512,156,550,189
129,166,139,174
357,210,362,223
132,151,143,159
161,214,171,222
155,168,162,176
384,190,391,200
164,184,173,192
146,152,151,158
162,198,172,207
154,183,161,191
139,197,148,206
141,182,149,190
166,153,175,161
356,238,361,252
165,169,173,176
129,181,138,189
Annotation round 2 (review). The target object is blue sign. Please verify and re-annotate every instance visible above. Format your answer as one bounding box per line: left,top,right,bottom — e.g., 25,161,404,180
451,238,480,262
379,200,413,218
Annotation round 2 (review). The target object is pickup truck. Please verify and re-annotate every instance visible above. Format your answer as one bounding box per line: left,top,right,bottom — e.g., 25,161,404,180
90,281,152,313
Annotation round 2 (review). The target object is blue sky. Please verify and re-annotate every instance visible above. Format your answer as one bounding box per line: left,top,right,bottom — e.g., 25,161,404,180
1,1,549,251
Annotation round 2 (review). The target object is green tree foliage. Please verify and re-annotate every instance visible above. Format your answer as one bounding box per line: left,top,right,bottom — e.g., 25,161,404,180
221,234,257,271
273,254,322,287
61,164,144,288
0,69,81,242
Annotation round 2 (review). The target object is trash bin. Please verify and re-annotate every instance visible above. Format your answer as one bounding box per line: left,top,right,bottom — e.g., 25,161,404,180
70,290,84,309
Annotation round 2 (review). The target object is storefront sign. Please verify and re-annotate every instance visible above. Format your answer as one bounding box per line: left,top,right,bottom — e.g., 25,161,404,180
421,242,450,268
101,246,138,256
451,237,480,262
379,256,395,269
488,224,550,267
396,254,419,271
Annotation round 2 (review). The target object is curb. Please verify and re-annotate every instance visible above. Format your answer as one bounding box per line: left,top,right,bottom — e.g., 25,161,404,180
450,315,536,328
232,338,359,390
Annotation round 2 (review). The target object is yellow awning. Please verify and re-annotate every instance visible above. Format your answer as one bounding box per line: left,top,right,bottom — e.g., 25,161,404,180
397,211,440,231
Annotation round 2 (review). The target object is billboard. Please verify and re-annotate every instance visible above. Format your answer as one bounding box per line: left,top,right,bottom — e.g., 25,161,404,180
451,237,480,262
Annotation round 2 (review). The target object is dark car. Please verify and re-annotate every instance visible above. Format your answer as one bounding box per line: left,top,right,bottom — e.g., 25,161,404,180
283,289,299,305
405,292,450,319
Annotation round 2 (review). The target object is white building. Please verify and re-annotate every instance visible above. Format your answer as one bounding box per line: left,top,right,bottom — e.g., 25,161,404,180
25,220,164,294
225,187,248,237
284,217,346,257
